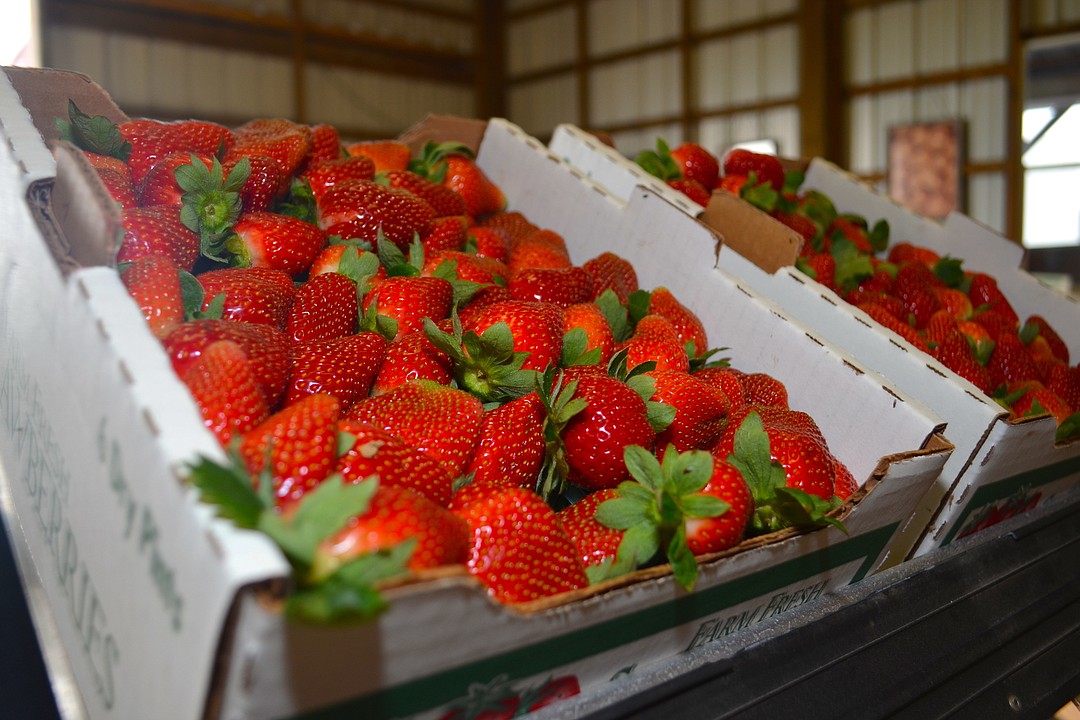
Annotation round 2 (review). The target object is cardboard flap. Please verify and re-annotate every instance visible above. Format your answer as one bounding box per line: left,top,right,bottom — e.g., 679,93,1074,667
47,140,124,269
397,113,488,156
702,190,804,273
3,66,128,146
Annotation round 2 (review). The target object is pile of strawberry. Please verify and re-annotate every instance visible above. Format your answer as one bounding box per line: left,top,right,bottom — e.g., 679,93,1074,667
61,105,855,622
638,139,1080,442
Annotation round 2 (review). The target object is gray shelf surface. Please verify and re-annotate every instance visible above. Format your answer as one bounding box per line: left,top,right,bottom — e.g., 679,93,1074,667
3,488,1079,720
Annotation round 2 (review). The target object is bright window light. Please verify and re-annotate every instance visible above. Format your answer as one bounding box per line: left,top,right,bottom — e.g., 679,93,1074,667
1,1,38,67
1023,103,1080,248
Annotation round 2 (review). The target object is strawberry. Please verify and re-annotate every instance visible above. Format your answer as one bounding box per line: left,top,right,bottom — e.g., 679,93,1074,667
477,210,538,245
117,205,202,271
315,483,468,575
508,266,594,307
722,148,785,192
932,286,974,320
691,366,745,409
225,118,312,181
287,271,360,344
560,371,658,490
772,210,818,249
224,211,328,277
648,287,708,357
561,302,616,365
239,393,342,508
585,445,751,589
285,331,388,410
316,178,436,252
858,301,930,353
887,242,941,267
582,252,639,305
138,151,213,208
335,420,456,506
1009,383,1073,424
371,328,453,396
932,328,994,394
161,318,294,408
1025,315,1069,364
738,372,789,409
894,263,942,329
667,177,711,205
450,483,589,604
379,169,468,218
464,226,510,262
616,314,690,373
346,379,484,477
96,165,139,210
556,488,623,571
524,676,582,714
924,309,959,348
306,123,342,165
346,140,411,173
362,275,454,340
459,299,565,372
422,250,509,286
648,369,730,451
116,117,234,186
120,253,185,339
967,272,1019,325
1045,363,1080,411
971,309,1019,345
411,142,506,219
196,266,296,329
988,332,1042,388
670,142,720,188
309,244,385,285
419,215,470,255
833,457,858,501
180,339,271,445
301,156,377,203
227,154,284,213
796,252,837,291
466,392,547,489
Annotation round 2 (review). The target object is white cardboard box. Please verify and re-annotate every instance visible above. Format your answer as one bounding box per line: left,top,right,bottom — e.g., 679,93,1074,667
0,69,950,720
549,124,1080,561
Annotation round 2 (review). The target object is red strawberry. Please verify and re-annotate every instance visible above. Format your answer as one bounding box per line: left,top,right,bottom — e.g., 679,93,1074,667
117,205,202,270
1009,383,1073,424
225,118,312,181
422,250,510,286
96,166,139,210
226,154,284,213
346,379,484,477
988,332,1042,388
507,234,573,275
440,153,506,219
224,211,328,277
582,252,639,305
967,272,1019,325
118,118,234,186
315,483,468,573
722,148,785,191
371,328,453,396
616,314,689,373
738,372,789,409
306,123,342,165
379,169,468,218
466,392,547,489
560,371,657,490
932,328,994,395
161,318,294,408
465,226,510,262
120,253,184,339
138,151,213,208
797,252,837,291
833,457,858,501
459,300,565,372
477,211,538,245
419,215,470,255
562,302,616,365
971,309,1018,344
888,242,941,267
924,309,959,348
287,271,359,344
285,332,388,410
335,420,456,506
1025,315,1069,364
648,369,730,451
362,275,454,340
180,339,270,445
197,266,296,329
859,301,930,353
346,140,411,173
301,156,377,203
649,287,708,357
557,487,625,573
508,266,595,307
1045,362,1080,410
772,210,818,249
450,483,589,604
670,142,720,188
692,366,745,409
316,178,436,252
667,177,711,205
239,393,342,508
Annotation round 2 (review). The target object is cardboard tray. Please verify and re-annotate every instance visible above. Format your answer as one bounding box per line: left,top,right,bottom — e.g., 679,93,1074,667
0,68,950,720
549,123,1080,562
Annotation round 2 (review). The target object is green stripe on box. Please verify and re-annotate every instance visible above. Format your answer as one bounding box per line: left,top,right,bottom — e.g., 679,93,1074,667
289,523,896,720
940,454,1080,546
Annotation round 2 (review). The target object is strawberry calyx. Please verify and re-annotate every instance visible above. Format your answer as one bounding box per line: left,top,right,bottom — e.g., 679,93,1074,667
57,100,132,162
593,444,730,591
177,154,250,262
423,314,537,403
187,450,411,624
634,138,682,182
276,177,319,224
407,140,473,182
534,366,589,502
723,412,845,536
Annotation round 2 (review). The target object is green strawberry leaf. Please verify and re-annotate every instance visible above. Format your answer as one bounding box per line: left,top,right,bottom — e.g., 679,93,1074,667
594,289,631,342
624,445,665,492
933,256,965,288
187,452,266,529
867,219,890,252
725,412,785,502
180,270,209,319
1056,412,1080,443
58,100,132,161
782,169,805,195
831,236,875,291
740,178,779,212
766,486,846,534
626,289,652,327
560,327,602,367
